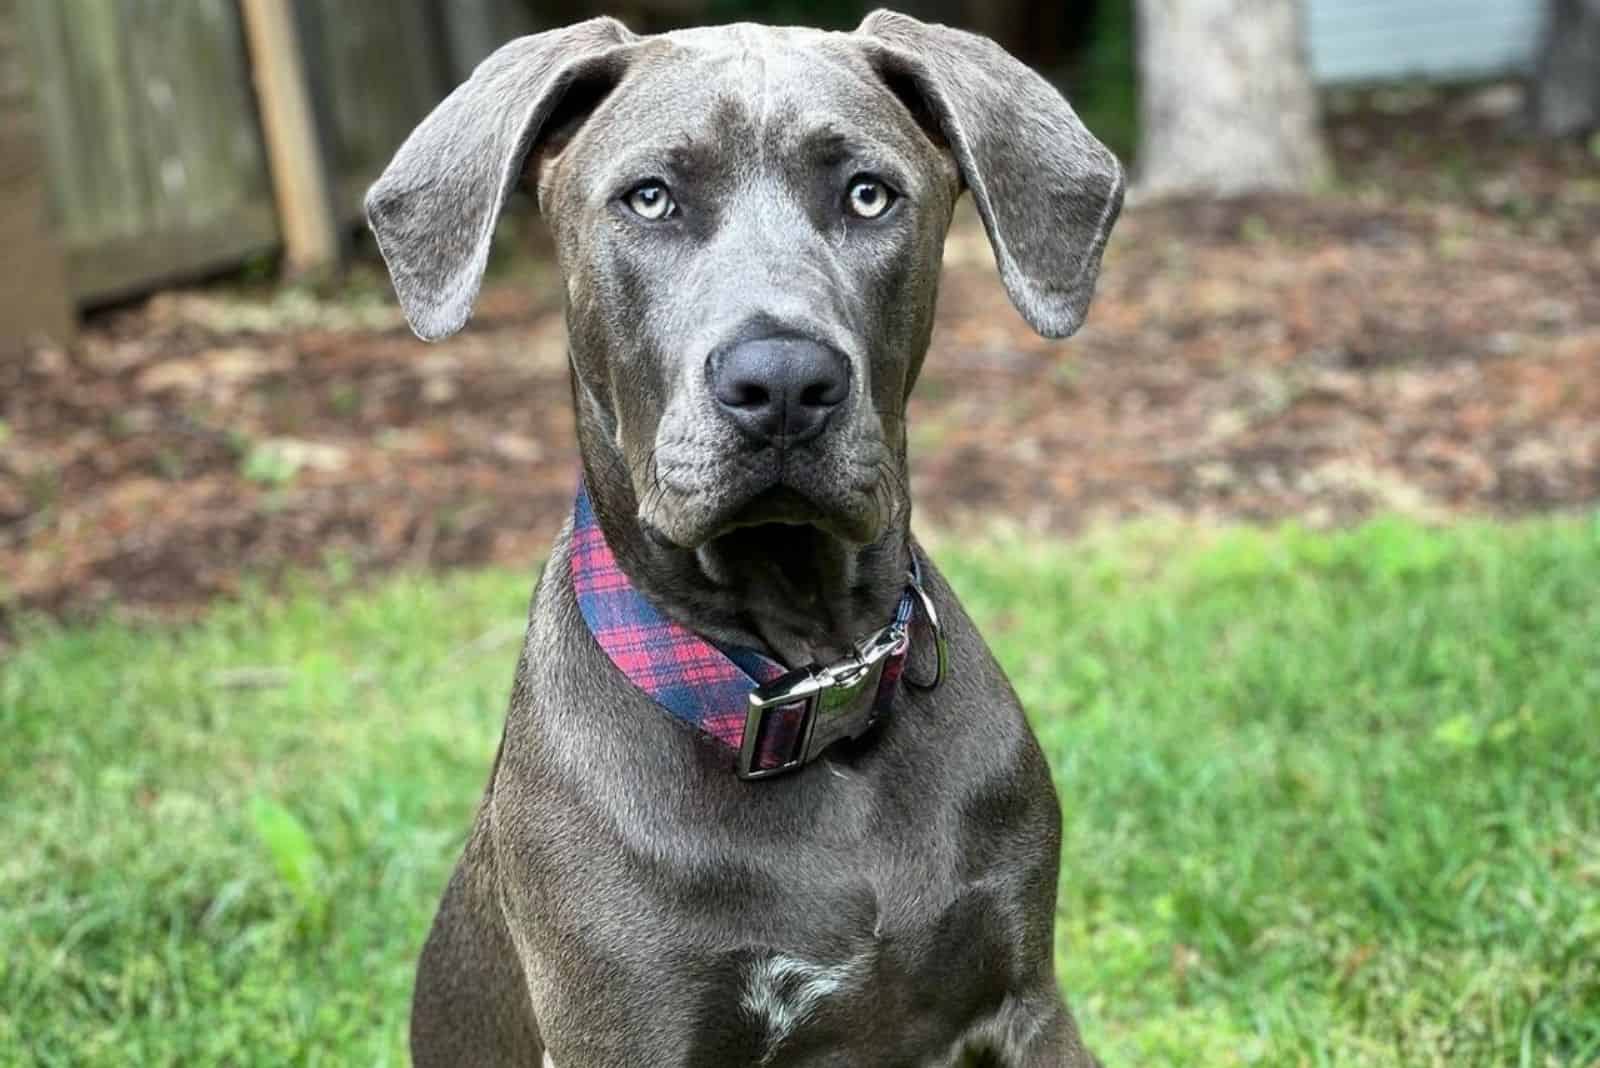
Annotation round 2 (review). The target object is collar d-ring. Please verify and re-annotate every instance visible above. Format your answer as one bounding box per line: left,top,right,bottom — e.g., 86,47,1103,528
903,557,947,692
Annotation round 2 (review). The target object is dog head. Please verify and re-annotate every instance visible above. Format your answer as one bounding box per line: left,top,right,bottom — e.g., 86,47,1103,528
368,11,1122,551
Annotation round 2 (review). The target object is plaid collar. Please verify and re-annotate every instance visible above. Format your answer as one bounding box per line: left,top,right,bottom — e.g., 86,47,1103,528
571,488,941,779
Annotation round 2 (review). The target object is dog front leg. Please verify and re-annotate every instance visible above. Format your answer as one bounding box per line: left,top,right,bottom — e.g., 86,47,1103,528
951,991,1101,1068
411,827,544,1067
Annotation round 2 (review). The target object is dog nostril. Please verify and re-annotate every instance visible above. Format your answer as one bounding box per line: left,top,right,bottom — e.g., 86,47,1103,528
799,381,839,407
728,381,771,409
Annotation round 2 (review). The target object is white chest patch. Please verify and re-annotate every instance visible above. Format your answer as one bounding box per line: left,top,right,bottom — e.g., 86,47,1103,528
740,953,866,1048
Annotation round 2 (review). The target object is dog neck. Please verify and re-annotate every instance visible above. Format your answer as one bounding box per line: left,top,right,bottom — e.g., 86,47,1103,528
577,423,911,669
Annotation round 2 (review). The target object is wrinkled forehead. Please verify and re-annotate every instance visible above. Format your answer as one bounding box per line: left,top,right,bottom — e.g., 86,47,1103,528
566,25,946,196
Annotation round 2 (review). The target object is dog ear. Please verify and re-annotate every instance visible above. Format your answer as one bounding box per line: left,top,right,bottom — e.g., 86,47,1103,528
855,10,1124,339
365,18,635,341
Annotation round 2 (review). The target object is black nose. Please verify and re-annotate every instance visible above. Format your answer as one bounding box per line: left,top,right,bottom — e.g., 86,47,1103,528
707,336,850,445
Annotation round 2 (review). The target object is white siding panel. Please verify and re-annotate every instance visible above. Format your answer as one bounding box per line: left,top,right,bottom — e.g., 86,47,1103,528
1306,0,1546,85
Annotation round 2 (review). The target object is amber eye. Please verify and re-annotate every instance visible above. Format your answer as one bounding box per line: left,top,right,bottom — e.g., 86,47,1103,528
625,182,675,221
845,176,895,220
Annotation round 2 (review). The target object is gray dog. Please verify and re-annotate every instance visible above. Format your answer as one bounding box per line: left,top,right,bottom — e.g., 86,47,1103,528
367,10,1122,1066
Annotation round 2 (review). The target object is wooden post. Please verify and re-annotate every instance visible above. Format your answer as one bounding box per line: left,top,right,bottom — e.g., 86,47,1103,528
239,0,342,274
0,0,75,350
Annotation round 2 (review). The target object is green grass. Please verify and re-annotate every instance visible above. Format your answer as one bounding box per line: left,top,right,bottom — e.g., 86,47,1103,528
4,514,1599,1066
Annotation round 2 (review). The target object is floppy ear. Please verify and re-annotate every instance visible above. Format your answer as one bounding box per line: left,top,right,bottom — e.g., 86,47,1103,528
855,10,1124,339
365,18,635,341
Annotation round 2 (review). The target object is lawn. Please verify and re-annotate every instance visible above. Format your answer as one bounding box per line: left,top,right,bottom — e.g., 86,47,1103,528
3,514,1598,1066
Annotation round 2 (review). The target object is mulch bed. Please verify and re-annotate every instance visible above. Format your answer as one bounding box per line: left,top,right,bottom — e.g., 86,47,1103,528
3,90,1597,632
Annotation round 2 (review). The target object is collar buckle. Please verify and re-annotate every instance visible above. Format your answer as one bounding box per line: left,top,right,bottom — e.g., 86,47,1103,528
736,622,910,780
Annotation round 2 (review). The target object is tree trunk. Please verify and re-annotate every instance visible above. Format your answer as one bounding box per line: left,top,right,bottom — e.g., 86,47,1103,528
1530,0,1600,138
1135,0,1327,198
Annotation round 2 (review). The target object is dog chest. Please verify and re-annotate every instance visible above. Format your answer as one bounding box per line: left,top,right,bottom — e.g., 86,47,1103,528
673,877,1027,1065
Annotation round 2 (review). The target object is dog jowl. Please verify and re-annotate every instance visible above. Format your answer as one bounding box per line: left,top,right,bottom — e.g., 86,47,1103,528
369,10,1121,1067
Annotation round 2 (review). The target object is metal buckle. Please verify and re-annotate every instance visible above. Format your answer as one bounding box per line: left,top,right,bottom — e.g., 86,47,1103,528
903,572,947,692
736,623,910,780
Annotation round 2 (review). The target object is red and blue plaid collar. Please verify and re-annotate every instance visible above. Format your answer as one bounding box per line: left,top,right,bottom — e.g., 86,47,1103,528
571,488,938,778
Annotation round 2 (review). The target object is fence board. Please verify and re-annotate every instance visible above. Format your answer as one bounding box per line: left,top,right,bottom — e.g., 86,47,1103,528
9,0,473,306
438,0,537,84
0,0,74,345
18,0,278,302
302,0,446,217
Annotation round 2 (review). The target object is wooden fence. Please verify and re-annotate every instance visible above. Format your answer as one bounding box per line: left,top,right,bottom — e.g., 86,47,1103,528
1,0,530,343
21,0,281,304
0,0,75,346
301,0,450,218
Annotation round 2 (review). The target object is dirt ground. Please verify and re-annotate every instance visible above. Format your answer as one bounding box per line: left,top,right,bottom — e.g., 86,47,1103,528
3,90,1597,631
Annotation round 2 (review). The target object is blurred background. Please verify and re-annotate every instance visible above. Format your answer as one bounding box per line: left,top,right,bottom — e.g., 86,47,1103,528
1,0,1595,621
2,1,1597,1065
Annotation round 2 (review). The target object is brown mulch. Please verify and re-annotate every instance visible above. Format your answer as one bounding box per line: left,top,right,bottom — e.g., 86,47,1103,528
3,89,1598,632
